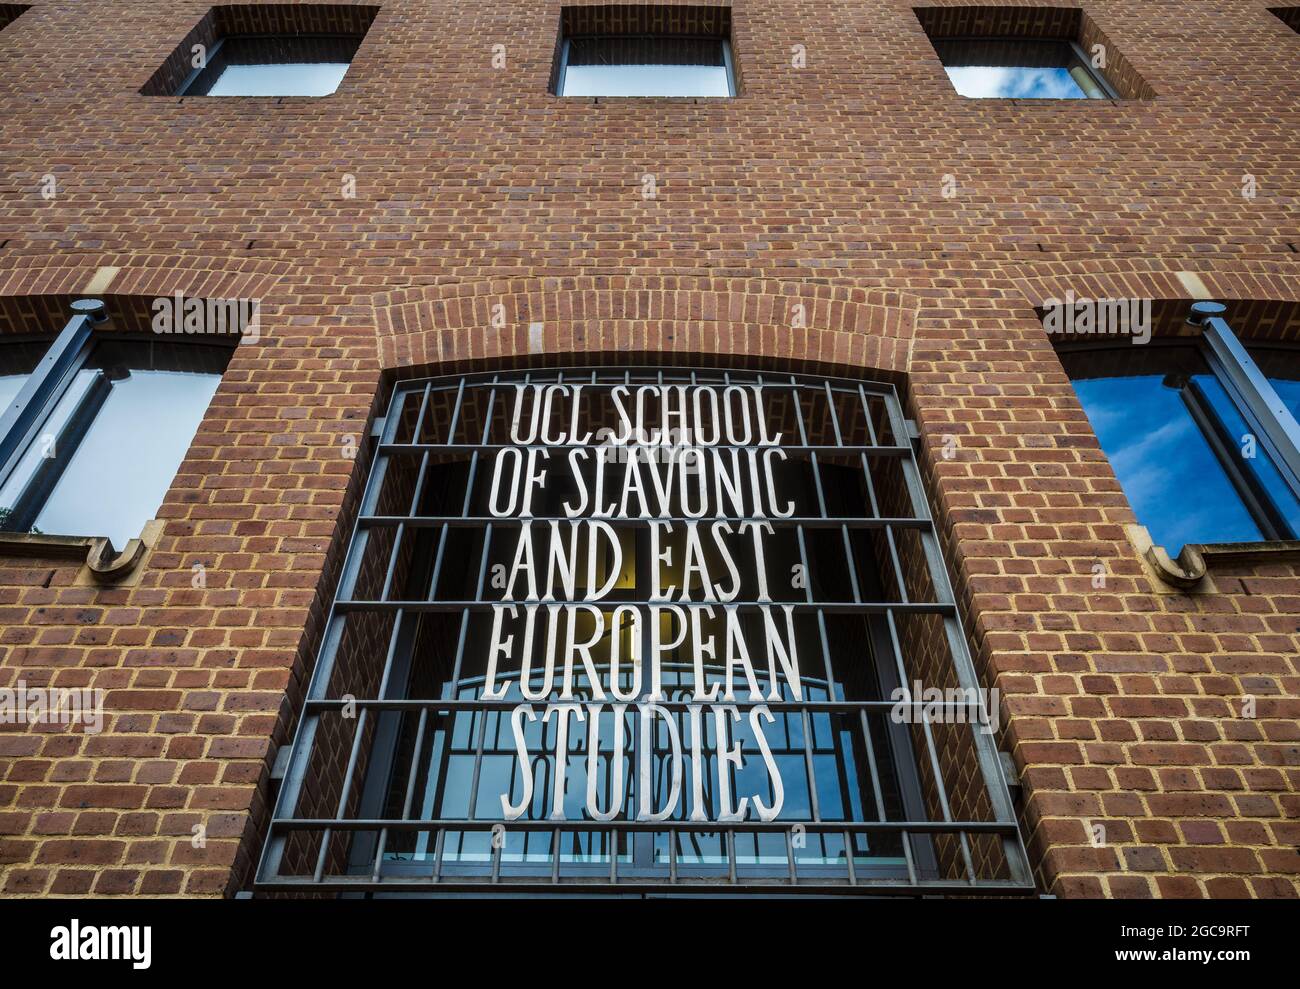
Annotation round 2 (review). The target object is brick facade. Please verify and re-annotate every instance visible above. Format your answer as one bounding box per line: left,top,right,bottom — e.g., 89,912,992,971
0,0,1296,898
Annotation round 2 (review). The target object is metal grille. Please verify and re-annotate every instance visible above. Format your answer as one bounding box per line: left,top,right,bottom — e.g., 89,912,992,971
256,368,1033,896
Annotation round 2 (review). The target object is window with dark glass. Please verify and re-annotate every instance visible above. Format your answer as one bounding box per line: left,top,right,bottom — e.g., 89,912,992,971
0,5,30,35
552,6,736,97
1269,8,1300,35
0,303,233,549
256,370,1031,896
1058,307,1300,555
140,5,378,98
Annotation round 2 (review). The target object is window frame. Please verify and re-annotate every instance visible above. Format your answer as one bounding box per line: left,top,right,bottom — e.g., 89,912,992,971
256,368,1034,897
174,31,362,97
0,300,106,494
1057,303,1300,549
933,34,1120,100
555,33,737,98
0,299,233,548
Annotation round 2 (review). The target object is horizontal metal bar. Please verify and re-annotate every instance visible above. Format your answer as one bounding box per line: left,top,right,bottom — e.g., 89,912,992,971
377,442,912,456
300,697,986,714
334,600,955,615
255,876,1035,896
356,514,933,530
268,818,1018,835
387,370,899,398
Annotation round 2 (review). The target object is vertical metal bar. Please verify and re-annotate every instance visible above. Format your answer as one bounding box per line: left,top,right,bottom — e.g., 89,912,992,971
259,382,411,883
902,828,918,886
427,379,498,602
859,710,888,822
0,299,104,490
409,381,433,444
491,820,503,884
371,706,430,882
855,384,884,515
799,707,822,817
1195,302,1300,494
856,385,910,600
823,383,864,604
551,828,561,886
448,525,492,692
314,705,369,883
378,525,405,603
844,829,857,885
669,825,678,884
880,385,1030,886
466,709,490,822
786,377,839,695
887,607,977,884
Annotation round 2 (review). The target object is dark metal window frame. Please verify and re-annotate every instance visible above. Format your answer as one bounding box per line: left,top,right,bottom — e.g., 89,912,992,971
0,299,234,548
933,35,1120,100
256,368,1033,897
1057,302,1300,544
0,300,110,519
555,34,737,97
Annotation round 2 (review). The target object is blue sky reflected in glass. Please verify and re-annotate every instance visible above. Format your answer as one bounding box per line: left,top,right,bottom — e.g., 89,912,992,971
1193,374,1300,538
205,61,349,96
561,63,731,97
1071,373,1263,551
944,64,1088,99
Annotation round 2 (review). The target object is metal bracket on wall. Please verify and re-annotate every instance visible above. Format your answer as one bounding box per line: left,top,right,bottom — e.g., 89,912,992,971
268,743,292,802
999,751,1022,804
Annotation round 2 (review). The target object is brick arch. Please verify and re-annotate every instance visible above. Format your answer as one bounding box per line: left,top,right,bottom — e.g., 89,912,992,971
0,254,292,334
1009,264,1300,349
372,276,920,377
1012,264,1300,310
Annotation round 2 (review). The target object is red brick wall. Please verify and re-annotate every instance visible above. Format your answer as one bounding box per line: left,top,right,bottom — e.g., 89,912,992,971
0,0,1297,898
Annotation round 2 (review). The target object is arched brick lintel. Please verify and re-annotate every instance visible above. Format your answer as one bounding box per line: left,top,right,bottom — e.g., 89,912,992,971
0,255,293,334
1014,267,1300,310
0,255,291,297
373,278,921,378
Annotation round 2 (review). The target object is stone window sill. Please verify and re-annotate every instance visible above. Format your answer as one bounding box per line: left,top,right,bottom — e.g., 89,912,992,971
1137,527,1300,589
0,522,159,583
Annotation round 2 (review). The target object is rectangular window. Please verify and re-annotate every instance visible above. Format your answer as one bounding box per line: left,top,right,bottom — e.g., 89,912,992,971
0,303,233,549
256,369,1032,896
0,5,29,35
1059,306,1300,554
141,5,378,98
181,35,362,97
932,38,1113,99
913,6,1144,100
553,6,736,97
1269,8,1300,34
